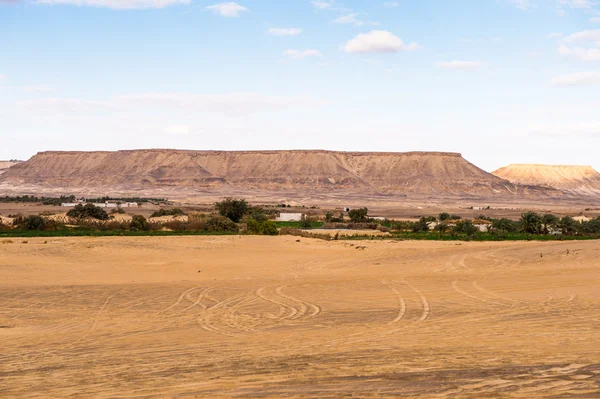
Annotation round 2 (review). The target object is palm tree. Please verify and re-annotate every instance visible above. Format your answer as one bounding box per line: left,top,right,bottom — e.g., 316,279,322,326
520,211,542,234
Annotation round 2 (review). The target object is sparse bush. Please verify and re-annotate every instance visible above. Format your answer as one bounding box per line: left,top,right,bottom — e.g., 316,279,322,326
261,221,278,236
17,215,47,231
111,207,126,214
130,215,149,231
205,215,238,232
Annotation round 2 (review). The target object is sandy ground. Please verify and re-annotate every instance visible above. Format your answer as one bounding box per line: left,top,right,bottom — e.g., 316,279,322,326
1,236,600,398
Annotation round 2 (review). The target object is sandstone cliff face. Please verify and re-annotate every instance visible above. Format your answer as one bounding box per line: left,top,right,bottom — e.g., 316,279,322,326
493,164,600,195
1,150,560,197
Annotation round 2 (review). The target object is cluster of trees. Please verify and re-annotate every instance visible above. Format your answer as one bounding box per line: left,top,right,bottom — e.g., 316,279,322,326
66,203,110,220
85,196,166,204
403,211,600,237
214,198,278,235
0,195,76,206
150,208,185,218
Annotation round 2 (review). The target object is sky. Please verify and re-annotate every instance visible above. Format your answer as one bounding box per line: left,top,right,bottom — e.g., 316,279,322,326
1,0,600,172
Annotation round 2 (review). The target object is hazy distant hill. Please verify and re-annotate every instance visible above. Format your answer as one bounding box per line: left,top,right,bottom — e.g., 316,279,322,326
1,149,563,198
493,164,600,196
0,160,22,176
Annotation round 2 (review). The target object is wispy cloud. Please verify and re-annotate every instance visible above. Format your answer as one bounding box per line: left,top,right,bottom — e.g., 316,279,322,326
268,28,302,36
559,45,600,61
509,0,535,10
343,30,419,54
550,71,600,86
311,0,334,10
383,1,399,7
334,13,364,27
435,60,486,70
206,2,247,17
35,0,190,9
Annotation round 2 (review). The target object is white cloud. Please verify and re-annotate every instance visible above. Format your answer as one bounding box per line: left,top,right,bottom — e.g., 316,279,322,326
591,16,600,23
164,125,190,135
559,44,600,61
562,29,600,43
35,0,189,9
311,0,334,10
206,2,247,17
550,71,600,86
283,49,322,59
0,73,5,80
383,1,399,7
334,13,364,27
268,28,302,36
559,30,600,61
435,60,485,70
343,30,419,54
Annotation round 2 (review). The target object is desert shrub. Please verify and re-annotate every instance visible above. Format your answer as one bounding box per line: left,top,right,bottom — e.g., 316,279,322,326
111,207,126,214
101,220,130,231
67,203,109,220
215,198,248,223
348,208,368,223
205,215,238,232
187,220,208,231
161,220,188,231
261,221,278,236
130,215,149,231
150,208,185,218
378,225,390,233
17,215,47,231
300,217,315,229
325,212,334,222
246,219,262,234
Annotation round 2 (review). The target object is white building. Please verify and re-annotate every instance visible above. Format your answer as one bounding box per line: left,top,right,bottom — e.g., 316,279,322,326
277,213,303,222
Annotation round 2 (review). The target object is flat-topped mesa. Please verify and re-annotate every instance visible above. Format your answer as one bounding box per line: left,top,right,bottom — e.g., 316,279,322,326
0,149,558,197
493,164,600,194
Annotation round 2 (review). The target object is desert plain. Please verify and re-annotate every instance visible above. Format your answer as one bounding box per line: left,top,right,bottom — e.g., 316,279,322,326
1,235,599,398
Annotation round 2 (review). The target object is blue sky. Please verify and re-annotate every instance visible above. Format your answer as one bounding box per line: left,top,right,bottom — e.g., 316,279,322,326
1,0,600,171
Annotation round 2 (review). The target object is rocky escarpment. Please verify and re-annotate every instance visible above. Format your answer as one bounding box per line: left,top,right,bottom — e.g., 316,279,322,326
1,149,562,198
